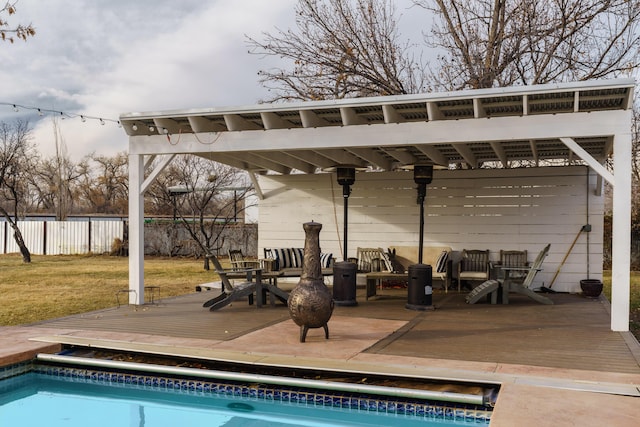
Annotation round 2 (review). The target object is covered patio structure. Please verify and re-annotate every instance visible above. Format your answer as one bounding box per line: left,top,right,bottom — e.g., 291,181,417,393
120,78,635,332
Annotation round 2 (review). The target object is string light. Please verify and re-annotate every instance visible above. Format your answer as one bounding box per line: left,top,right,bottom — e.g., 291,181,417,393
1,102,121,127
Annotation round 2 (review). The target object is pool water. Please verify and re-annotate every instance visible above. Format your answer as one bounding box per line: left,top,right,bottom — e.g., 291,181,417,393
0,371,489,426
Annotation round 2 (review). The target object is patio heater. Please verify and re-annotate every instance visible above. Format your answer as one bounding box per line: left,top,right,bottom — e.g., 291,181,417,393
406,164,435,311
167,186,191,221
332,166,358,306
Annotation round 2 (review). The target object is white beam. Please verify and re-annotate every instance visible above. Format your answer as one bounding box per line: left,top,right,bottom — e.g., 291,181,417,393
473,98,486,118
249,172,264,200
347,147,393,170
319,148,367,166
260,112,290,129
383,148,416,165
559,137,614,185
340,107,367,125
300,110,330,127
128,111,628,156
416,145,449,167
287,150,336,169
611,132,632,331
153,118,182,135
128,153,144,305
426,102,443,120
141,154,176,194
490,141,508,167
188,116,226,132
382,104,404,123
255,152,315,174
224,114,262,131
452,142,477,167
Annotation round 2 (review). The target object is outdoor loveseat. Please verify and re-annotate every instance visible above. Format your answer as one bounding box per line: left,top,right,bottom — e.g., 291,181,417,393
263,247,334,277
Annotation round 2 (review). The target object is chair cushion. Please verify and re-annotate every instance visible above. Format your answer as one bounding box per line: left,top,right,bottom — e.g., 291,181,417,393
320,252,333,268
271,248,300,270
435,251,448,273
459,271,489,280
267,248,331,270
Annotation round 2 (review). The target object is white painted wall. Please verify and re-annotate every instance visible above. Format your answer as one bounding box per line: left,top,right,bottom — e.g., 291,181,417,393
258,166,603,293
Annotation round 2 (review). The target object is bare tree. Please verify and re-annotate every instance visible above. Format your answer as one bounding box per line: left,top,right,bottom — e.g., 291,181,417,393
157,155,255,268
0,1,35,43
0,120,35,262
76,152,129,215
419,0,640,90
30,155,80,219
247,0,425,101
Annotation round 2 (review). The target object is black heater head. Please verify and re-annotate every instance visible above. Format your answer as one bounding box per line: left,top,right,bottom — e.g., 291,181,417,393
413,164,434,185
336,167,356,186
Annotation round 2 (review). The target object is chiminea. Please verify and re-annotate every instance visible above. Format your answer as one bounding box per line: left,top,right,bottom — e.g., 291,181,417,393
288,221,334,342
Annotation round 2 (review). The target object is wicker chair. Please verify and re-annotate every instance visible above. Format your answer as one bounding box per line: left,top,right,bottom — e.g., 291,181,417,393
457,249,491,291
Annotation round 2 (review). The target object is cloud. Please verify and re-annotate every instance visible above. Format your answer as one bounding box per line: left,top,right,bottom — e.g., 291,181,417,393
0,0,297,159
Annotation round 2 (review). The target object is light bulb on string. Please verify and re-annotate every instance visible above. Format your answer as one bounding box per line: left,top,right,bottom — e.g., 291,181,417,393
81,115,86,122
37,109,43,116
13,105,18,112
99,118,105,125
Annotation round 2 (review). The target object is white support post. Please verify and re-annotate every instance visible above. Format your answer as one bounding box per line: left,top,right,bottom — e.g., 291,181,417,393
611,132,632,331
128,153,144,305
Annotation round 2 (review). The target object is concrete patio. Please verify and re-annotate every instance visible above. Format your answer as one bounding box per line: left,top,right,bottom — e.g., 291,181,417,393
2,286,639,426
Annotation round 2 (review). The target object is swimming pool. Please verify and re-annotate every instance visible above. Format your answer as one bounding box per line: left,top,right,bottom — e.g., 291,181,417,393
1,358,492,426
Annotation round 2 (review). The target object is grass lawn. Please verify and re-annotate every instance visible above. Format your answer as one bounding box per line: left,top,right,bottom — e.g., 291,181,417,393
1,254,639,342
0,254,215,326
603,271,640,338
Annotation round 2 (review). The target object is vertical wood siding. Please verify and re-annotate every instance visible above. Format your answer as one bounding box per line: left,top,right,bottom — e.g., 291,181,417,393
258,166,603,293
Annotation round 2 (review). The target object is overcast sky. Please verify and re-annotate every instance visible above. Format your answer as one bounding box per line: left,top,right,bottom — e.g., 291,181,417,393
0,0,423,160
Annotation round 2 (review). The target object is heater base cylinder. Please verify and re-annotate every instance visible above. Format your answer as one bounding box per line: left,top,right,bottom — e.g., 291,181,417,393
332,261,358,306
406,264,434,311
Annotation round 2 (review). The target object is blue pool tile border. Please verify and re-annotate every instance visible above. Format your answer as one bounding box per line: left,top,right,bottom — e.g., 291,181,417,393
2,361,491,423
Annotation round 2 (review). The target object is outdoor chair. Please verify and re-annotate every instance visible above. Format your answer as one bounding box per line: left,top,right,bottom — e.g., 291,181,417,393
228,249,260,271
202,254,288,311
466,244,553,305
496,250,528,282
354,247,393,273
457,249,491,291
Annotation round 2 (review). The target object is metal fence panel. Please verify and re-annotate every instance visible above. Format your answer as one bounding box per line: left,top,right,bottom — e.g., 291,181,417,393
6,221,45,255
46,221,90,255
92,220,124,253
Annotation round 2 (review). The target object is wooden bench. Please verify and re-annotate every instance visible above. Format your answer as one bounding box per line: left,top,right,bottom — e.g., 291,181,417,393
388,246,453,292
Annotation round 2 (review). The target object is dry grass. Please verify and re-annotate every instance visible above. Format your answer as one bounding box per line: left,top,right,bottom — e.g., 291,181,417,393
603,271,640,338
0,254,215,326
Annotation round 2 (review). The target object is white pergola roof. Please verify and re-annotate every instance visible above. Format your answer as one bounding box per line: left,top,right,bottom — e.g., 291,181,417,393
121,79,634,174
122,78,635,332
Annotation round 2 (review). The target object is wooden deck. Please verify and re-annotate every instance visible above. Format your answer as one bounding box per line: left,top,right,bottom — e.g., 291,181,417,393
34,287,640,375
